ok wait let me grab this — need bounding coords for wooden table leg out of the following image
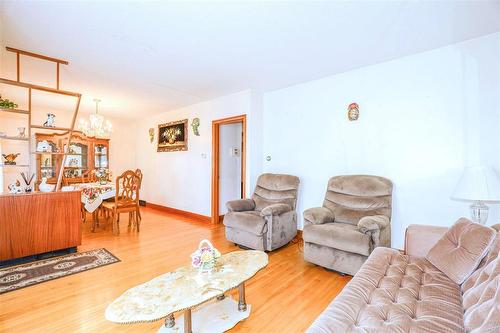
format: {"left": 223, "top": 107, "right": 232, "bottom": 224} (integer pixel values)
{"left": 238, "top": 282, "right": 247, "bottom": 311}
{"left": 91, "top": 211, "right": 97, "bottom": 232}
{"left": 184, "top": 309, "right": 192, "bottom": 333}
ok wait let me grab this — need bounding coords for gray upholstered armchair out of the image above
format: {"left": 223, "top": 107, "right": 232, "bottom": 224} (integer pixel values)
{"left": 223, "top": 173, "right": 300, "bottom": 251}
{"left": 303, "top": 175, "right": 393, "bottom": 275}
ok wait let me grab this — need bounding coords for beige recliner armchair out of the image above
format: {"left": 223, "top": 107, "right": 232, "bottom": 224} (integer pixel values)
{"left": 303, "top": 175, "right": 393, "bottom": 275}
{"left": 223, "top": 173, "right": 300, "bottom": 251}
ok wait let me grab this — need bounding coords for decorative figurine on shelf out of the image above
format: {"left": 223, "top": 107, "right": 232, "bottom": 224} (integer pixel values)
{"left": 2, "top": 153, "right": 20, "bottom": 165}
{"left": 43, "top": 113, "right": 56, "bottom": 127}
{"left": 36, "top": 140, "right": 52, "bottom": 152}
{"left": 149, "top": 128, "right": 155, "bottom": 143}
{"left": 68, "top": 158, "right": 79, "bottom": 167}
{"left": 0, "top": 95, "right": 18, "bottom": 109}
{"left": 17, "top": 127, "right": 26, "bottom": 138}
{"left": 39, "top": 177, "right": 55, "bottom": 193}
{"left": 191, "top": 239, "right": 221, "bottom": 274}
{"left": 8, "top": 180, "right": 22, "bottom": 194}
{"left": 21, "top": 172, "right": 35, "bottom": 193}
{"left": 348, "top": 102, "right": 360, "bottom": 121}
{"left": 191, "top": 118, "right": 200, "bottom": 136}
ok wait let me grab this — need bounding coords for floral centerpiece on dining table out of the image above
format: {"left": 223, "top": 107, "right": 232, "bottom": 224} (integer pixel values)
{"left": 93, "top": 168, "right": 111, "bottom": 185}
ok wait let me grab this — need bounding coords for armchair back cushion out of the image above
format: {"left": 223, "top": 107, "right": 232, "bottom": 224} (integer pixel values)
{"left": 322, "top": 175, "right": 392, "bottom": 225}
{"left": 252, "top": 173, "right": 300, "bottom": 212}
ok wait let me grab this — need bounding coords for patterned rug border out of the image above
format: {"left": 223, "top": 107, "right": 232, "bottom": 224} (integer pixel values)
{"left": 0, "top": 248, "right": 120, "bottom": 294}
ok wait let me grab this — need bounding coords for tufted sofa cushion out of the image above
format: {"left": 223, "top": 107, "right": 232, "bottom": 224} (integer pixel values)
{"left": 308, "top": 247, "right": 465, "bottom": 333}
{"left": 461, "top": 252, "right": 500, "bottom": 332}
{"left": 426, "top": 218, "right": 496, "bottom": 284}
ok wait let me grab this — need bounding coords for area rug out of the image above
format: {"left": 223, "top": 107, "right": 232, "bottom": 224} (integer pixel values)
{"left": 0, "top": 248, "right": 120, "bottom": 294}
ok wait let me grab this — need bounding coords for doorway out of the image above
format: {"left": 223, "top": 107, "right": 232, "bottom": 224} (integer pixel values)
{"left": 211, "top": 115, "right": 246, "bottom": 224}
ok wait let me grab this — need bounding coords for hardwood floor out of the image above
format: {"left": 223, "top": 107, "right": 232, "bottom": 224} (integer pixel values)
{"left": 0, "top": 207, "right": 350, "bottom": 332}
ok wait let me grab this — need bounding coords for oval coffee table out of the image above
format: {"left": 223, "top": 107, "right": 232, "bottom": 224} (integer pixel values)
{"left": 105, "top": 250, "right": 268, "bottom": 332}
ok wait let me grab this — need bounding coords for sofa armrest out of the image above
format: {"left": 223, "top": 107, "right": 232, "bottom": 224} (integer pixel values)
{"left": 226, "top": 199, "right": 255, "bottom": 212}
{"left": 404, "top": 224, "right": 448, "bottom": 257}
{"left": 261, "top": 203, "right": 292, "bottom": 216}
{"left": 303, "top": 207, "right": 334, "bottom": 226}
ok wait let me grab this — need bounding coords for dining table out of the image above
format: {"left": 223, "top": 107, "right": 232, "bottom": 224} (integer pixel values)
{"left": 73, "top": 182, "right": 116, "bottom": 231}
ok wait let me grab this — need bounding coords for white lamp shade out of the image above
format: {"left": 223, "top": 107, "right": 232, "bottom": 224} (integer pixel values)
{"left": 451, "top": 166, "right": 500, "bottom": 203}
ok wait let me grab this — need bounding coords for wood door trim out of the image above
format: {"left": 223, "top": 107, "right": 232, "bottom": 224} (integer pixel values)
{"left": 211, "top": 114, "right": 247, "bottom": 224}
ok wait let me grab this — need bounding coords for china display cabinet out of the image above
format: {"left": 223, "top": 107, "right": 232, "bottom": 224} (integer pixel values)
{"left": 35, "top": 131, "right": 109, "bottom": 187}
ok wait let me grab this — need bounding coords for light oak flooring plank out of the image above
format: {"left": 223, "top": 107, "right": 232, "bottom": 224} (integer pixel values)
{"left": 0, "top": 207, "right": 350, "bottom": 332}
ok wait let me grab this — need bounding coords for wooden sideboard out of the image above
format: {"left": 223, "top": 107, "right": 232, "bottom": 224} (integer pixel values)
{"left": 0, "top": 191, "right": 82, "bottom": 261}
{"left": 35, "top": 131, "right": 110, "bottom": 186}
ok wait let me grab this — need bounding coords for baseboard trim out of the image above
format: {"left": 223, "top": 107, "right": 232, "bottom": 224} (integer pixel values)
{"left": 146, "top": 202, "right": 211, "bottom": 223}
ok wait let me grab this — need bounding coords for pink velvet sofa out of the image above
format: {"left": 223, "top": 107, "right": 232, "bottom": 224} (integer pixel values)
{"left": 308, "top": 223, "right": 500, "bottom": 333}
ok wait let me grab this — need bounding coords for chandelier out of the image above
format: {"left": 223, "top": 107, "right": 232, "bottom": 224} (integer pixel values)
{"left": 78, "top": 98, "right": 112, "bottom": 138}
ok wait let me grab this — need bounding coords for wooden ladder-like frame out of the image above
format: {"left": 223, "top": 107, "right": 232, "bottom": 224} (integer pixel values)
{"left": 0, "top": 47, "right": 82, "bottom": 190}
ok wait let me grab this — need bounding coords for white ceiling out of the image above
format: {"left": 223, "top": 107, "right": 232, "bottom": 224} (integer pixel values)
{"left": 1, "top": 1, "right": 499, "bottom": 119}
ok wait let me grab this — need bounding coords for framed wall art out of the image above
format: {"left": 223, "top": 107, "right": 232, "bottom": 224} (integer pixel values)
{"left": 157, "top": 119, "right": 188, "bottom": 152}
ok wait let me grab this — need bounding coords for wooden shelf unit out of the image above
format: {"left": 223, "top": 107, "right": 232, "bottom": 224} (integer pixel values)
{"left": 0, "top": 164, "right": 30, "bottom": 167}
{"left": 0, "top": 135, "right": 29, "bottom": 141}
{"left": 0, "top": 107, "right": 30, "bottom": 115}
{"left": 0, "top": 46, "right": 82, "bottom": 190}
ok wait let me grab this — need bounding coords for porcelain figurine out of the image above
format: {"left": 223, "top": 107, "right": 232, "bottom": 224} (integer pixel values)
{"left": 17, "top": 127, "right": 26, "bottom": 138}
{"left": 43, "top": 113, "right": 56, "bottom": 127}
{"left": 39, "top": 177, "right": 55, "bottom": 193}
{"left": 2, "top": 153, "right": 20, "bottom": 165}
{"left": 8, "top": 180, "right": 22, "bottom": 194}
{"left": 37, "top": 140, "right": 52, "bottom": 152}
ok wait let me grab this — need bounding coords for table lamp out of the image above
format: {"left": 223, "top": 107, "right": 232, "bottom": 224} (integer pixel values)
{"left": 451, "top": 166, "right": 500, "bottom": 224}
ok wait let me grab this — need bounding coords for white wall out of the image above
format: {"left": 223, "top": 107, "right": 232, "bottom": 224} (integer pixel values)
{"left": 134, "top": 89, "right": 260, "bottom": 217}
{"left": 219, "top": 122, "right": 242, "bottom": 213}
{"left": 262, "top": 32, "right": 500, "bottom": 249}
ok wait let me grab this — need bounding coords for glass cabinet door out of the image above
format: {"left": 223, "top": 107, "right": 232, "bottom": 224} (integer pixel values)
{"left": 94, "top": 144, "right": 108, "bottom": 168}
{"left": 40, "top": 141, "right": 58, "bottom": 180}
{"left": 63, "top": 142, "right": 88, "bottom": 179}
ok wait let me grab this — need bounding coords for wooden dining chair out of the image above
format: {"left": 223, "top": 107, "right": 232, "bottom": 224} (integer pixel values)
{"left": 80, "top": 170, "right": 99, "bottom": 224}
{"left": 102, "top": 170, "right": 142, "bottom": 235}
{"left": 81, "top": 169, "right": 97, "bottom": 183}
{"left": 134, "top": 169, "right": 143, "bottom": 221}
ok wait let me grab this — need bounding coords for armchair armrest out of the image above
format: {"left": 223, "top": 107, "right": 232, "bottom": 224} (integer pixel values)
{"left": 404, "top": 224, "right": 448, "bottom": 257}
{"left": 357, "top": 215, "right": 390, "bottom": 233}
{"left": 357, "top": 215, "right": 390, "bottom": 248}
{"left": 303, "top": 207, "right": 334, "bottom": 226}
{"left": 226, "top": 199, "right": 255, "bottom": 212}
{"left": 260, "top": 203, "right": 291, "bottom": 216}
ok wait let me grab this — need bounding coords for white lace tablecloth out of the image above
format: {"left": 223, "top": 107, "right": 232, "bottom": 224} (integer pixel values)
{"left": 74, "top": 182, "right": 116, "bottom": 213}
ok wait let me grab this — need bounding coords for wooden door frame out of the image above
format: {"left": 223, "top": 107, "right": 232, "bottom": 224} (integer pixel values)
{"left": 211, "top": 114, "right": 247, "bottom": 224}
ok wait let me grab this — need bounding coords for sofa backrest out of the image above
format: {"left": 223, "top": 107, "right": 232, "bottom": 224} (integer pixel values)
{"left": 323, "top": 175, "right": 392, "bottom": 225}
{"left": 252, "top": 173, "right": 300, "bottom": 211}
